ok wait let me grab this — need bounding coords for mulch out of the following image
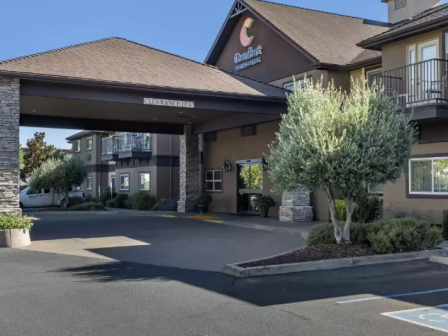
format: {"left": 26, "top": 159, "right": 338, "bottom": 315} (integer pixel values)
{"left": 239, "top": 244, "right": 375, "bottom": 268}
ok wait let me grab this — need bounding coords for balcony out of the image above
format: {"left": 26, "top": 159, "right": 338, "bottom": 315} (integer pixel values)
{"left": 102, "top": 133, "right": 152, "bottom": 161}
{"left": 371, "top": 59, "right": 448, "bottom": 119}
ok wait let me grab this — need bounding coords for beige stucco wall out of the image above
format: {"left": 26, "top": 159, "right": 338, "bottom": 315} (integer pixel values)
{"left": 384, "top": 141, "right": 448, "bottom": 224}
{"left": 382, "top": 29, "right": 444, "bottom": 71}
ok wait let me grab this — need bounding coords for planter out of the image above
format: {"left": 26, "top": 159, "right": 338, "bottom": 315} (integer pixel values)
{"left": 198, "top": 205, "right": 208, "bottom": 214}
{"left": 259, "top": 208, "right": 269, "bottom": 218}
{"left": 0, "top": 229, "right": 31, "bottom": 248}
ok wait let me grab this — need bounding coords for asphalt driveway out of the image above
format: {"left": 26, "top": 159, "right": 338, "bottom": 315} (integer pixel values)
{"left": 23, "top": 213, "right": 305, "bottom": 271}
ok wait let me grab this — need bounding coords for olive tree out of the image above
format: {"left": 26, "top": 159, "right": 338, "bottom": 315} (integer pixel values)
{"left": 30, "top": 156, "right": 87, "bottom": 207}
{"left": 267, "top": 76, "right": 417, "bottom": 244}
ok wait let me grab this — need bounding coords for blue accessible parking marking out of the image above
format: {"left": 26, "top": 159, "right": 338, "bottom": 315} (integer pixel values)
{"left": 383, "top": 305, "right": 448, "bottom": 333}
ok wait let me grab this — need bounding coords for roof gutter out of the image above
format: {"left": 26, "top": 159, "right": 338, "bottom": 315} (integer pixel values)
{"left": 0, "top": 70, "right": 287, "bottom": 103}
{"left": 358, "top": 16, "right": 448, "bottom": 50}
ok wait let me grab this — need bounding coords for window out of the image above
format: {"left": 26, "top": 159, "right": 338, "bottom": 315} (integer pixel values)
{"left": 86, "top": 176, "right": 93, "bottom": 190}
{"left": 139, "top": 173, "right": 151, "bottom": 191}
{"left": 86, "top": 137, "right": 93, "bottom": 151}
{"left": 368, "top": 184, "right": 385, "bottom": 195}
{"left": 366, "top": 68, "right": 382, "bottom": 86}
{"left": 410, "top": 158, "right": 448, "bottom": 194}
{"left": 111, "top": 176, "right": 116, "bottom": 190}
{"left": 284, "top": 77, "right": 311, "bottom": 91}
{"left": 74, "top": 140, "right": 81, "bottom": 152}
{"left": 241, "top": 125, "right": 256, "bottom": 137}
{"left": 205, "top": 170, "right": 222, "bottom": 192}
{"left": 120, "top": 174, "right": 130, "bottom": 191}
{"left": 395, "top": 0, "right": 407, "bottom": 11}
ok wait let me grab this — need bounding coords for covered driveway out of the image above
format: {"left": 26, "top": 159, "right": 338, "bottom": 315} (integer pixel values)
{"left": 23, "top": 214, "right": 304, "bottom": 271}
{"left": 0, "top": 37, "right": 287, "bottom": 215}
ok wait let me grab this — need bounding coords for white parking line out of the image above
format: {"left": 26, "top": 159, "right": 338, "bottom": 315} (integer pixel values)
{"left": 336, "top": 288, "right": 448, "bottom": 305}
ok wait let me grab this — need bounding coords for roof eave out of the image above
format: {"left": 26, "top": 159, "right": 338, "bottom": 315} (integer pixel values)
{"left": 358, "top": 17, "right": 448, "bottom": 50}
{"left": 0, "top": 70, "right": 287, "bottom": 103}
{"left": 312, "top": 56, "right": 382, "bottom": 71}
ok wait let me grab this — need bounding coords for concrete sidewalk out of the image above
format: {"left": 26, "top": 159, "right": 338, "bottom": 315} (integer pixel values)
{"left": 109, "top": 207, "right": 320, "bottom": 239}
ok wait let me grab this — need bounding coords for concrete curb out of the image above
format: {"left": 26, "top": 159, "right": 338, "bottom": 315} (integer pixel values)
{"left": 223, "top": 249, "right": 448, "bottom": 277}
{"left": 25, "top": 211, "right": 118, "bottom": 215}
{"left": 429, "top": 256, "right": 448, "bottom": 265}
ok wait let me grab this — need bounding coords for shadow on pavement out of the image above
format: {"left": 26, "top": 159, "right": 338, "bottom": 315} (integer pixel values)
{"left": 53, "top": 258, "right": 448, "bottom": 308}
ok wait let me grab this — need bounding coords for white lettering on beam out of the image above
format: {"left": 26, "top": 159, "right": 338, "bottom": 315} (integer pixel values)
{"left": 144, "top": 98, "right": 195, "bottom": 109}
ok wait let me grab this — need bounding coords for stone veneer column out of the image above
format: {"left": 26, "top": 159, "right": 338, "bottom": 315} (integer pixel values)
{"left": 279, "top": 188, "right": 313, "bottom": 222}
{"left": 0, "top": 77, "right": 21, "bottom": 216}
{"left": 178, "top": 125, "right": 200, "bottom": 213}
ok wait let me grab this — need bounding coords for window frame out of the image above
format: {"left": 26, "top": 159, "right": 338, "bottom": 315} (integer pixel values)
{"left": 86, "top": 136, "right": 93, "bottom": 151}
{"left": 86, "top": 176, "right": 93, "bottom": 191}
{"left": 205, "top": 169, "right": 223, "bottom": 192}
{"left": 139, "top": 172, "right": 151, "bottom": 191}
{"left": 74, "top": 140, "right": 81, "bottom": 153}
{"left": 284, "top": 77, "right": 311, "bottom": 91}
{"left": 120, "top": 173, "right": 130, "bottom": 191}
{"left": 409, "top": 157, "right": 448, "bottom": 195}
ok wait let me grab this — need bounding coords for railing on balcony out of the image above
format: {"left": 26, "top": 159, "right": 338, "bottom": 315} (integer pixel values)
{"left": 370, "top": 59, "right": 448, "bottom": 108}
{"left": 102, "top": 133, "right": 151, "bottom": 155}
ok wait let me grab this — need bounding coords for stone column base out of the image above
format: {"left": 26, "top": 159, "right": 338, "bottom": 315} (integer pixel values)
{"left": 279, "top": 206, "right": 314, "bottom": 223}
{"left": 177, "top": 201, "right": 196, "bottom": 213}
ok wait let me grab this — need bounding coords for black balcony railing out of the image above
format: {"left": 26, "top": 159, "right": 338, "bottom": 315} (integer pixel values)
{"left": 370, "top": 59, "right": 448, "bottom": 108}
{"left": 102, "top": 133, "right": 151, "bottom": 155}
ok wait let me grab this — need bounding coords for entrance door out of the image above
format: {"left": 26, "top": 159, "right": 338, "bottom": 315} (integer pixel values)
{"left": 237, "top": 159, "right": 263, "bottom": 214}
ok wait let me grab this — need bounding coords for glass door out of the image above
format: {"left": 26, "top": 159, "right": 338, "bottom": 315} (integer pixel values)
{"left": 237, "top": 159, "right": 263, "bottom": 214}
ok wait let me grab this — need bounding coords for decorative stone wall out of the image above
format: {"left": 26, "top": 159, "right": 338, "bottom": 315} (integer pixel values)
{"left": 178, "top": 125, "right": 200, "bottom": 213}
{"left": 279, "top": 188, "right": 313, "bottom": 222}
{"left": 0, "top": 77, "right": 21, "bottom": 216}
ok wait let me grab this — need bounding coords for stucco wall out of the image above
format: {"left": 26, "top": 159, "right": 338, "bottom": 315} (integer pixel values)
{"left": 382, "top": 29, "right": 443, "bottom": 71}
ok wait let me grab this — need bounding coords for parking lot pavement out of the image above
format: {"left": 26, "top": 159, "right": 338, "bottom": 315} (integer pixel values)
{"left": 23, "top": 214, "right": 305, "bottom": 271}
{"left": 1, "top": 248, "right": 448, "bottom": 336}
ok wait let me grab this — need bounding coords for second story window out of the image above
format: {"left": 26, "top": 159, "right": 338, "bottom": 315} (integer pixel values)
{"left": 86, "top": 137, "right": 93, "bottom": 151}
{"left": 74, "top": 140, "right": 81, "bottom": 153}
{"left": 284, "top": 77, "right": 311, "bottom": 92}
{"left": 395, "top": 0, "right": 407, "bottom": 11}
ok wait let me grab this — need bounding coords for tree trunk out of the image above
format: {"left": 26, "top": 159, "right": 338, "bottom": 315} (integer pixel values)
{"left": 327, "top": 189, "right": 343, "bottom": 244}
{"left": 343, "top": 199, "right": 356, "bottom": 244}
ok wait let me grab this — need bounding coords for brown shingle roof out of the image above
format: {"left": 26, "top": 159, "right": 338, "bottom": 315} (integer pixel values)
{"left": 0, "top": 37, "right": 287, "bottom": 100}
{"left": 349, "top": 49, "right": 382, "bottom": 65}
{"left": 242, "top": 0, "right": 389, "bottom": 66}
{"left": 359, "top": 3, "right": 448, "bottom": 49}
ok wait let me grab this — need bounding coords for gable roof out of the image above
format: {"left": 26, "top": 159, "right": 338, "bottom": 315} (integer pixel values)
{"left": 0, "top": 37, "right": 287, "bottom": 100}
{"left": 359, "top": 4, "right": 448, "bottom": 50}
{"left": 206, "top": 0, "right": 389, "bottom": 67}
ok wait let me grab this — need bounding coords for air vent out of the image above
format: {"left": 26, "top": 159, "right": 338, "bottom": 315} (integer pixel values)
{"left": 204, "top": 132, "right": 217, "bottom": 142}
{"left": 241, "top": 125, "right": 257, "bottom": 137}
{"left": 86, "top": 154, "right": 92, "bottom": 161}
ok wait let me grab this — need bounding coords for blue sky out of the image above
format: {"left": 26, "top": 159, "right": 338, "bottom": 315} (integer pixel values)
{"left": 2, "top": 0, "right": 446, "bottom": 148}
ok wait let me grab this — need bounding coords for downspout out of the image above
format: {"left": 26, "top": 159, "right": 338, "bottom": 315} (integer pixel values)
{"left": 170, "top": 134, "right": 173, "bottom": 200}
{"left": 199, "top": 134, "right": 204, "bottom": 194}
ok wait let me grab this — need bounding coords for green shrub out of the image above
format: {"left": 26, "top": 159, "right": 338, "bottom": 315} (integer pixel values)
{"left": 100, "top": 187, "right": 117, "bottom": 205}
{"left": 252, "top": 195, "right": 276, "bottom": 210}
{"left": 106, "top": 199, "right": 115, "bottom": 208}
{"left": 130, "top": 191, "right": 157, "bottom": 211}
{"left": 354, "top": 194, "right": 383, "bottom": 224}
{"left": 69, "top": 202, "right": 106, "bottom": 211}
{"left": 383, "top": 203, "right": 419, "bottom": 220}
{"left": 366, "top": 217, "right": 443, "bottom": 254}
{"left": 114, "top": 194, "right": 129, "bottom": 209}
{"left": 67, "top": 196, "right": 84, "bottom": 208}
{"left": 335, "top": 200, "right": 346, "bottom": 221}
{"left": 307, "top": 223, "right": 336, "bottom": 246}
{"left": 443, "top": 212, "right": 448, "bottom": 240}
{"left": 152, "top": 199, "right": 169, "bottom": 211}
{"left": 0, "top": 214, "right": 33, "bottom": 230}
{"left": 84, "top": 195, "right": 100, "bottom": 203}
{"left": 196, "top": 194, "right": 212, "bottom": 206}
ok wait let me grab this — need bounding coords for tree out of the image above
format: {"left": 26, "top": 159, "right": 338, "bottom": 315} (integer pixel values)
{"left": 20, "top": 132, "right": 55, "bottom": 182}
{"left": 19, "top": 144, "right": 23, "bottom": 165}
{"left": 267, "top": 76, "right": 417, "bottom": 244}
{"left": 30, "top": 156, "right": 87, "bottom": 207}
{"left": 50, "top": 148, "right": 69, "bottom": 161}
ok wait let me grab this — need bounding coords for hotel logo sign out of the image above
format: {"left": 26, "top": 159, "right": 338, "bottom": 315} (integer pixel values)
{"left": 144, "top": 98, "right": 195, "bottom": 109}
{"left": 234, "top": 18, "right": 262, "bottom": 72}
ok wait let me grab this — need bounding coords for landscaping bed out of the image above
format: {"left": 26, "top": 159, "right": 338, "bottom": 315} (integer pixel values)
{"left": 239, "top": 244, "right": 375, "bottom": 268}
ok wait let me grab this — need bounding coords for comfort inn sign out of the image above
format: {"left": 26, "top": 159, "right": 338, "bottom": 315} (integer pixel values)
{"left": 144, "top": 98, "right": 195, "bottom": 109}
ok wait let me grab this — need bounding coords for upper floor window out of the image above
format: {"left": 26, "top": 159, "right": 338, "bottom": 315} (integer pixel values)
{"left": 395, "top": 0, "right": 407, "bottom": 11}
{"left": 86, "top": 137, "right": 93, "bottom": 151}
{"left": 284, "top": 77, "right": 311, "bottom": 91}
{"left": 74, "top": 140, "right": 81, "bottom": 153}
